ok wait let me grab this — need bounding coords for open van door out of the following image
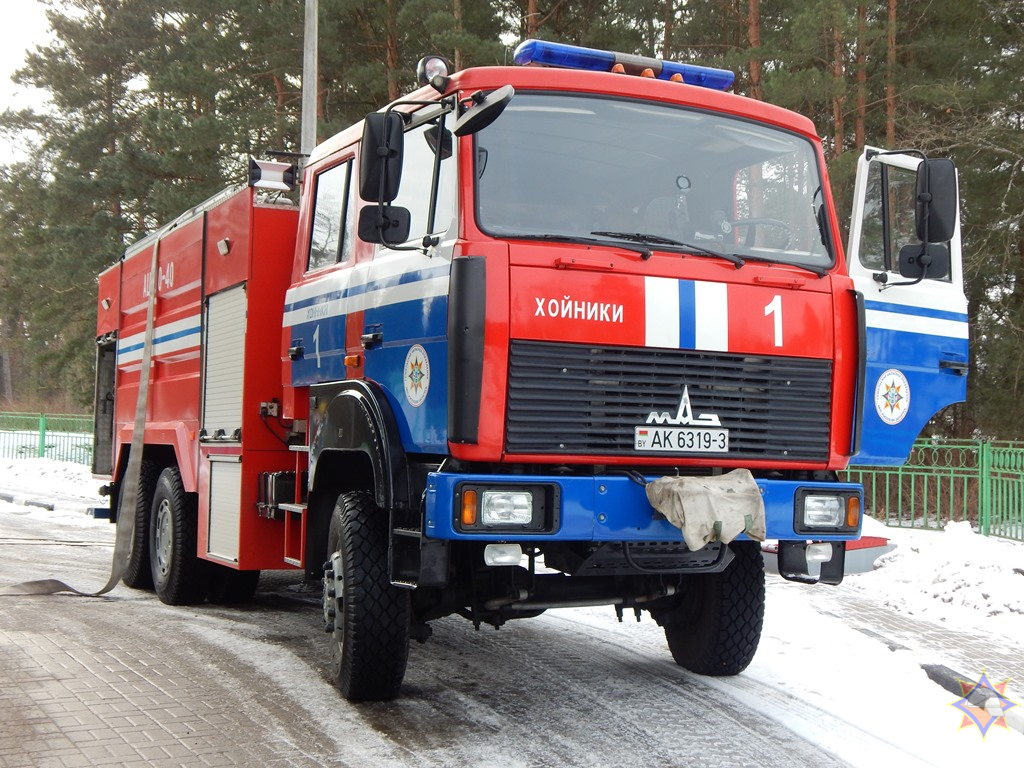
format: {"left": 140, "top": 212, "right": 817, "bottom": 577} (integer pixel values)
{"left": 847, "top": 148, "right": 969, "bottom": 465}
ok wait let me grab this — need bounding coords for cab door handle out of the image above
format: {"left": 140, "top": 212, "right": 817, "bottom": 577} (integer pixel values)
{"left": 361, "top": 331, "right": 383, "bottom": 350}
{"left": 939, "top": 359, "right": 968, "bottom": 375}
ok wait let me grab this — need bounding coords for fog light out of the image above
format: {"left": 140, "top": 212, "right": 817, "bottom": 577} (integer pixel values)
{"left": 806, "top": 543, "right": 833, "bottom": 563}
{"left": 803, "top": 495, "right": 843, "bottom": 528}
{"left": 481, "top": 490, "right": 533, "bottom": 526}
{"left": 484, "top": 543, "right": 523, "bottom": 566}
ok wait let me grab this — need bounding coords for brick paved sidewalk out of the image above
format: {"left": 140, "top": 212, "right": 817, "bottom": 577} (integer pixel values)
{"left": 0, "top": 597, "right": 358, "bottom": 768}
{"left": 816, "top": 585, "right": 1024, "bottom": 733}
{"left": 823, "top": 586, "right": 1024, "bottom": 686}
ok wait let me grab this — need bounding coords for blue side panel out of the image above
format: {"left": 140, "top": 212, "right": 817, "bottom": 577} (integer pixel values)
{"left": 853, "top": 300, "right": 968, "bottom": 466}
{"left": 283, "top": 256, "right": 452, "bottom": 453}
{"left": 365, "top": 336, "right": 449, "bottom": 454}
{"left": 288, "top": 313, "right": 348, "bottom": 384}
{"left": 362, "top": 267, "right": 451, "bottom": 455}
{"left": 425, "top": 472, "right": 862, "bottom": 543}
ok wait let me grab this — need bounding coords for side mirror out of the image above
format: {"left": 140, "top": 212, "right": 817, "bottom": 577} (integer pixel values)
{"left": 359, "top": 112, "right": 405, "bottom": 202}
{"left": 898, "top": 242, "right": 950, "bottom": 280}
{"left": 425, "top": 125, "right": 453, "bottom": 159}
{"left": 357, "top": 205, "right": 411, "bottom": 245}
{"left": 915, "top": 158, "right": 957, "bottom": 244}
{"left": 452, "top": 85, "right": 514, "bottom": 137}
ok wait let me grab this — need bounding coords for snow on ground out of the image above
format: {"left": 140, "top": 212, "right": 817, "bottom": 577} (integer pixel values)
{"left": 0, "top": 458, "right": 106, "bottom": 498}
{"left": 851, "top": 515, "right": 1024, "bottom": 634}
{"left": 0, "top": 457, "right": 109, "bottom": 526}
{"left": 2, "top": 459, "right": 1023, "bottom": 764}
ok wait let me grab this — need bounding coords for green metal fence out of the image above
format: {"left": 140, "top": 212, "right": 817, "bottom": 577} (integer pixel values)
{"left": 0, "top": 412, "right": 94, "bottom": 465}
{"left": 1, "top": 413, "right": 1022, "bottom": 541}
{"left": 842, "top": 439, "right": 1024, "bottom": 542}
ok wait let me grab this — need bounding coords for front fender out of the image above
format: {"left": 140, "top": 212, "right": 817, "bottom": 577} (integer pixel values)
{"left": 309, "top": 380, "right": 411, "bottom": 511}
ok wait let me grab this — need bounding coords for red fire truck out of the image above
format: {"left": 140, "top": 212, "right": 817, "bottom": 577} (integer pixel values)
{"left": 93, "top": 40, "right": 967, "bottom": 701}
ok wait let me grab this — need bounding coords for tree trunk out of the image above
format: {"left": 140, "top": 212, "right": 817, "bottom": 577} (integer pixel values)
{"left": 855, "top": 4, "right": 866, "bottom": 150}
{"left": 385, "top": 0, "right": 400, "bottom": 101}
{"left": 453, "top": 0, "right": 463, "bottom": 70}
{"left": 662, "top": 0, "right": 675, "bottom": 58}
{"left": 831, "top": 6, "right": 845, "bottom": 159}
{"left": 0, "top": 350, "right": 12, "bottom": 407}
{"left": 886, "top": 0, "right": 897, "bottom": 147}
{"left": 747, "top": 0, "right": 763, "bottom": 101}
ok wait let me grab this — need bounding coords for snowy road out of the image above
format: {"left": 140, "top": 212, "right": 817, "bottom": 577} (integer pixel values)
{"left": 0, "top": 508, "right": 845, "bottom": 767}
{"left": 1, "top": 461, "right": 1023, "bottom": 766}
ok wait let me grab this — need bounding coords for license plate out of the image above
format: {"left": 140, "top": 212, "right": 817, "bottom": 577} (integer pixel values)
{"left": 634, "top": 426, "right": 729, "bottom": 453}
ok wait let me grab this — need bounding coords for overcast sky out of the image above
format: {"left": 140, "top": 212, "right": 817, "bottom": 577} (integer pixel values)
{"left": 1, "top": 0, "right": 51, "bottom": 162}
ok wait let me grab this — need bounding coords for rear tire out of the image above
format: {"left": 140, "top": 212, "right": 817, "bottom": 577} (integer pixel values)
{"left": 149, "top": 466, "right": 208, "bottom": 605}
{"left": 120, "top": 459, "right": 160, "bottom": 589}
{"left": 323, "top": 491, "right": 410, "bottom": 701}
{"left": 660, "top": 541, "right": 765, "bottom": 676}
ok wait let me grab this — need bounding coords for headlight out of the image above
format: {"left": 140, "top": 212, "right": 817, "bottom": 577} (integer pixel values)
{"left": 803, "top": 495, "right": 843, "bottom": 527}
{"left": 455, "top": 483, "right": 560, "bottom": 533}
{"left": 482, "top": 490, "right": 533, "bottom": 526}
{"left": 794, "top": 489, "right": 861, "bottom": 533}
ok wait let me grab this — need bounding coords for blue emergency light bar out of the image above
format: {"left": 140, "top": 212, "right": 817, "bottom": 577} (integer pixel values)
{"left": 513, "top": 39, "right": 735, "bottom": 91}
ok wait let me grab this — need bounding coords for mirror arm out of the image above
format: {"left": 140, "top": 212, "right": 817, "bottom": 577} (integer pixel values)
{"left": 881, "top": 246, "right": 929, "bottom": 291}
{"left": 371, "top": 98, "right": 457, "bottom": 255}
{"left": 423, "top": 110, "right": 450, "bottom": 245}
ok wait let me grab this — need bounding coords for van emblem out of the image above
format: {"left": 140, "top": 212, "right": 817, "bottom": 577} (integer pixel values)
{"left": 645, "top": 386, "right": 721, "bottom": 426}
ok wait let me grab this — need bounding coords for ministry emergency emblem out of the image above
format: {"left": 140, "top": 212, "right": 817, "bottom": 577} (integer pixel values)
{"left": 874, "top": 368, "right": 910, "bottom": 425}
{"left": 404, "top": 344, "right": 430, "bottom": 407}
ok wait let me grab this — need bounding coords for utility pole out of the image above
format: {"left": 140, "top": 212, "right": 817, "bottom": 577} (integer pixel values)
{"left": 300, "top": 0, "right": 318, "bottom": 166}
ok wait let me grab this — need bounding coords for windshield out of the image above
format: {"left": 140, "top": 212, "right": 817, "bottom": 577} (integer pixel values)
{"left": 474, "top": 93, "right": 832, "bottom": 269}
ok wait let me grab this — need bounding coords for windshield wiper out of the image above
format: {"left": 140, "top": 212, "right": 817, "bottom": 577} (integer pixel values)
{"left": 515, "top": 233, "right": 653, "bottom": 260}
{"left": 591, "top": 231, "right": 745, "bottom": 268}
{"left": 739, "top": 252, "right": 829, "bottom": 278}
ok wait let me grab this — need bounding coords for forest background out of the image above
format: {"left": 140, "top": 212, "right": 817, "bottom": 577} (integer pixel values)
{"left": 0, "top": 0, "right": 1020, "bottom": 440}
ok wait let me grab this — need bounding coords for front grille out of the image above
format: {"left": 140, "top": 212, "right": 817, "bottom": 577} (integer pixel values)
{"left": 506, "top": 340, "right": 832, "bottom": 461}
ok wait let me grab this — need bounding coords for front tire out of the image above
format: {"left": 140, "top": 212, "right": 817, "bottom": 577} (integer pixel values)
{"left": 149, "top": 466, "right": 207, "bottom": 605}
{"left": 323, "top": 491, "right": 410, "bottom": 701}
{"left": 659, "top": 541, "right": 765, "bottom": 676}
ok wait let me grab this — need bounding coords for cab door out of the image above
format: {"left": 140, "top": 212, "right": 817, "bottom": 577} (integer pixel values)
{"left": 358, "top": 110, "right": 457, "bottom": 455}
{"left": 847, "top": 148, "right": 969, "bottom": 465}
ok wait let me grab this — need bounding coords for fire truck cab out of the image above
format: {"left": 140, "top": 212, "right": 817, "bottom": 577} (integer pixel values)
{"left": 95, "top": 40, "right": 966, "bottom": 701}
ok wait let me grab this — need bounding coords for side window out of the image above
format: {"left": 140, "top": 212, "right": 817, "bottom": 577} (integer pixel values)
{"left": 857, "top": 162, "right": 886, "bottom": 272}
{"left": 307, "top": 161, "right": 353, "bottom": 271}
{"left": 390, "top": 119, "right": 455, "bottom": 241}
{"left": 857, "top": 161, "right": 950, "bottom": 280}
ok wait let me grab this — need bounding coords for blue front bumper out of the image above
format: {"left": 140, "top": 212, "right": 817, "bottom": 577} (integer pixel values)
{"left": 424, "top": 471, "right": 862, "bottom": 542}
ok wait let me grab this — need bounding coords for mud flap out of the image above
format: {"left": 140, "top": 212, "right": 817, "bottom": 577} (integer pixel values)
{"left": 778, "top": 541, "right": 845, "bottom": 585}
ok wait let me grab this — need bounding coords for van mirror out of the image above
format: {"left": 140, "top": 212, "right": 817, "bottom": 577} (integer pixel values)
{"left": 452, "top": 85, "right": 514, "bottom": 137}
{"left": 915, "top": 158, "right": 957, "bottom": 244}
{"left": 898, "top": 242, "right": 950, "bottom": 280}
{"left": 357, "top": 204, "right": 411, "bottom": 245}
{"left": 425, "top": 125, "right": 453, "bottom": 159}
{"left": 359, "top": 112, "right": 405, "bottom": 202}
